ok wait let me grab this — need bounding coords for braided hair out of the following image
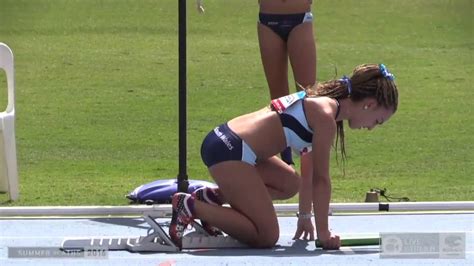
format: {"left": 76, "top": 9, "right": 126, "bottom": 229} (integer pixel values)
{"left": 305, "top": 64, "right": 399, "bottom": 165}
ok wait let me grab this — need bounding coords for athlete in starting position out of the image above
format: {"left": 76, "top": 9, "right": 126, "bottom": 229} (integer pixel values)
{"left": 169, "top": 63, "right": 398, "bottom": 250}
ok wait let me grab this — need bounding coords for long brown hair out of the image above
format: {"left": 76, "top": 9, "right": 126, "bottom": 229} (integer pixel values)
{"left": 305, "top": 64, "right": 399, "bottom": 164}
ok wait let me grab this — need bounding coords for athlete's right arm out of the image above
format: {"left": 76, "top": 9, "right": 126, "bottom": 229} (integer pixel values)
{"left": 293, "top": 152, "right": 315, "bottom": 240}
{"left": 308, "top": 106, "right": 340, "bottom": 249}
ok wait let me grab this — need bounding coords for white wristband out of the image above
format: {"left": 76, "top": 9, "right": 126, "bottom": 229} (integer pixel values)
{"left": 296, "top": 212, "right": 312, "bottom": 219}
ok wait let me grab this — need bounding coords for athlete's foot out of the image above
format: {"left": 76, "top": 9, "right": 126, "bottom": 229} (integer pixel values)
{"left": 192, "top": 187, "right": 224, "bottom": 236}
{"left": 193, "top": 187, "right": 223, "bottom": 205}
{"left": 169, "top": 193, "right": 195, "bottom": 249}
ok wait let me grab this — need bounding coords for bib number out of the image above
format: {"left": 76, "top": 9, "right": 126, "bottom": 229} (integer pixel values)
{"left": 271, "top": 91, "right": 306, "bottom": 113}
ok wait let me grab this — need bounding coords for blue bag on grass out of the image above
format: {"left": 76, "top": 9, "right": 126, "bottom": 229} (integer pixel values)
{"left": 127, "top": 179, "right": 217, "bottom": 204}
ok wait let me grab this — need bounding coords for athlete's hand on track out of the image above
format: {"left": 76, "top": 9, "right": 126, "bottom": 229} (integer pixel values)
{"left": 293, "top": 218, "right": 315, "bottom": 240}
{"left": 317, "top": 231, "right": 341, "bottom": 250}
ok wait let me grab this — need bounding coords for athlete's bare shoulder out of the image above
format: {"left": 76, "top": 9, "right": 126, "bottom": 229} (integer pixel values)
{"left": 304, "top": 97, "right": 337, "bottom": 133}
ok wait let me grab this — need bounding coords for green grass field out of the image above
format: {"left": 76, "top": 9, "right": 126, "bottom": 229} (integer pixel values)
{"left": 0, "top": 0, "right": 472, "bottom": 205}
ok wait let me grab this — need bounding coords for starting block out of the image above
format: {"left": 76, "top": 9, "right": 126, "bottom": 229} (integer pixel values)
{"left": 0, "top": 43, "right": 19, "bottom": 201}
{"left": 61, "top": 210, "right": 247, "bottom": 252}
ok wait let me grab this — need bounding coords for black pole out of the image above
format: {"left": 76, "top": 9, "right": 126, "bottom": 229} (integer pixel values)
{"left": 177, "top": 0, "right": 189, "bottom": 193}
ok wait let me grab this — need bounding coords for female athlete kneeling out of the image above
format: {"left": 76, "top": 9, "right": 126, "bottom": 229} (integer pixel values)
{"left": 169, "top": 63, "right": 398, "bottom": 250}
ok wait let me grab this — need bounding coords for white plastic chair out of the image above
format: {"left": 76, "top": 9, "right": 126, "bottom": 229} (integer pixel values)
{"left": 0, "top": 43, "right": 19, "bottom": 201}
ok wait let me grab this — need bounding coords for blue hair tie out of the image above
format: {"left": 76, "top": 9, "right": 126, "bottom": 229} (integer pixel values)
{"left": 379, "top": 64, "right": 395, "bottom": 80}
{"left": 339, "top": 75, "right": 352, "bottom": 95}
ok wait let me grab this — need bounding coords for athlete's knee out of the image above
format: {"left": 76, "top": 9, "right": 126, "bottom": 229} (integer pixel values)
{"left": 245, "top": 218, "right": 280, "bottom": 248}
{"left": 252, "top": 230, "right": 279, "bottom": 248}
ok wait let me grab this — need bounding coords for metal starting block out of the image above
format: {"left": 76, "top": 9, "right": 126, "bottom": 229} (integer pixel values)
{"left": 61, "top": 211, "right": 247, "bottom": 252}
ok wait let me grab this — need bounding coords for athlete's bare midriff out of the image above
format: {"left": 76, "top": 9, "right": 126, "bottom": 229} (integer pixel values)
{"left": 228, "top": 107, "right": 287, "bottom": 160}
{"left": 227, "top": 97, "right": 336, "bottom": 161}
{"left": 259, "top": 0, "right": 312, "bottom": 14}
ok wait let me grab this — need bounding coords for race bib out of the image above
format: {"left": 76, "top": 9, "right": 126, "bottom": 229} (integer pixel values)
{"left": 271, "top": 91, "right": 306, "bottom": 113}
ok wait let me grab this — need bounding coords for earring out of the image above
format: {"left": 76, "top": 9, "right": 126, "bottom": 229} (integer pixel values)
{"left": 364, "top": 105, "right": 368, "bottom": 110}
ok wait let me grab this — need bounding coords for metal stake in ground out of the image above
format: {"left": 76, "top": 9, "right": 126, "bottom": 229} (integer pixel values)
{"left": 177, "top": 0, "right": 189, "bottom": 193}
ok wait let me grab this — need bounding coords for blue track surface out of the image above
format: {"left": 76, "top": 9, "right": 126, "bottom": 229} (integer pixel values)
{"left": 1, "top": 213, "right": 472, "bottom": 265}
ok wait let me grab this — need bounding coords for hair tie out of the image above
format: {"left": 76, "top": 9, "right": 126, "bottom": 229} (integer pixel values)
{"left": 379, "top": 64, "right": 395, "bottom": 80}
{"left": 339, "top": 75, "right": 352, "bottom": 95}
